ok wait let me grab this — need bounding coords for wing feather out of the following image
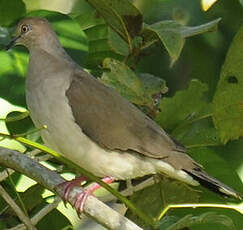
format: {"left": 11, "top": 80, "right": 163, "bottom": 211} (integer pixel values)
{"left": 66, "top": 70, "right": 185, "bottom": 160}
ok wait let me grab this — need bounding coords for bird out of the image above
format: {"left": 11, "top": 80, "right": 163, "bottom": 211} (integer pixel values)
{"left": 6, "top": 17, "right": 241, "bottom": 210}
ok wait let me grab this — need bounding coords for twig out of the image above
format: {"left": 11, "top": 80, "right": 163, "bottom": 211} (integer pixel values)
{"left": 0, "top": 185, "right": 37, "bottom": 230}
{"left": 31, "top": 197, "right": 61, "bottom": 225}
{"left": 7, "top": 197, "right": 62, "bottom": 230}
{"left": 0, "top": 168, "right": 15, "bottom": 182}
{"left": 100, "top": 177, "right": 155, "bottom": 203}
{"left": 0, "top": 147, "right": 142, "bottom": 230}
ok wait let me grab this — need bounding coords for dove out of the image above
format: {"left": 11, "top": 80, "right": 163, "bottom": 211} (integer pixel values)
{"left": 6, "top": 17, "right": 241, "bottom": 211}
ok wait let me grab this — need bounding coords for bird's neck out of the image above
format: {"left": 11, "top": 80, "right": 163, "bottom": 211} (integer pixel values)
{"left": 27, "top": 45, "right": 75, "bottom": 89}
{"left": 29, "top": 32, "right": 72, "bottom": 63}
{"left": 29, "top": 41, "right": 75, "bottom": 71}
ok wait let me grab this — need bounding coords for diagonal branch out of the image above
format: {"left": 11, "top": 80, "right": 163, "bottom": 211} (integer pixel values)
{"left": 0, "top": 147, "right": 142, "bottom": 230}
{"left": 0, "top": 185, "right": 37, "bottom": 230}
{"left": 7, "top": 197, "right": 61, "bottom": 230}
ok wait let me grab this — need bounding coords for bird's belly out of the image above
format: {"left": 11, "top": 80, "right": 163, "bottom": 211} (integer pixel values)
{"left": 26, "top": 76, "right": 156, "bottom": 179}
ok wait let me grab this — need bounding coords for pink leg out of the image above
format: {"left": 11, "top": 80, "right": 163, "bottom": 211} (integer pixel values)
{"left": 57, "top": 176, "right": 88, "bottom": 201}
{"left": 74, "top": 176, "right": 114, "bottom": 213}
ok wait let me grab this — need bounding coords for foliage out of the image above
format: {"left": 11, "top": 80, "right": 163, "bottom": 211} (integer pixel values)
{"left": 213, "top": 25, "right": 243, "bottom": 143}
{"left": 0, "top": 0, "right": 243, "bottom": 230}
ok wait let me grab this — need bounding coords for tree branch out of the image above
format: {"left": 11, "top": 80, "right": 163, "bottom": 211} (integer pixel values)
{"left": 0, "top": 147, "right": 142, "bottom": 230}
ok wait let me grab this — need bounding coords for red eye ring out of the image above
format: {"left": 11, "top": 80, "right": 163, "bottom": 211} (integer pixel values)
{"left": 21, "top": 25, "right": 29, "bottom": 33}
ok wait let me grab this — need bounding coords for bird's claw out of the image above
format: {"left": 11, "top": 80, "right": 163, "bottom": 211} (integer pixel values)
{"left": 57, "top": 176, "right": 114, "bottom": 214}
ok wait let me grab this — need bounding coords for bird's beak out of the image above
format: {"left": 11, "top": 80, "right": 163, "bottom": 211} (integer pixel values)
{"left": 5, "top": 35, "right": 21, "bottom": 50}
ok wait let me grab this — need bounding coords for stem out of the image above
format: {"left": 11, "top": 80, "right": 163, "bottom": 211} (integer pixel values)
{"left": 186, "top": 143, "right": 220, "bottom": 149}
{"left": 14, "top": 125, "right": 47, "bottom": 137}
{"left": 172, "top": 113, "right": 213, "bottom": 135}
{"left": 158, "top": 203, "right": 243, "bottom": 221}
{"left": 0, "top": 185, "right": 36, "bottom": 230}
{"left": 7, "top": 171, "right": 29, "bottom": 217}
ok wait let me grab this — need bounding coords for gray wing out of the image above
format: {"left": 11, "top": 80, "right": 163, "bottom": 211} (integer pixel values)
{"left": 66, "top": 70, "right": 185, "bottom": 159}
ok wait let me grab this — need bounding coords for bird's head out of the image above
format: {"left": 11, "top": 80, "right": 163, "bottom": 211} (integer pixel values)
{"left": 6, "top": 17, "right": 59, "bottom": 50}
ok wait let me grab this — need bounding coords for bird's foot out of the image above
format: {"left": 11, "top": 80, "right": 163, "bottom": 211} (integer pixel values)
{"left": 58, "top": 176, "right": 88, "bottom": 202}
{"left": 74, "top": 176, "right": 114, "bottom": 213}
{"left": 58, "top": 176, "right": 114, "bottom": 213}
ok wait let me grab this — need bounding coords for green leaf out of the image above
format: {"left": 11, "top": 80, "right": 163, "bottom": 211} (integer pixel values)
{"left": 142, "top": 18, "right": 221, "bottom": 65}
{"left": 108, "top": 27, "right": 129, "bottom": 56}
{"left": 0, "top": 221, "right": 7, "bottom": 230}
{"left": 160, "top": 212, "right": 236, "bottom": 230}
{"left": 2, "top": 184, "right": 44, "bottom": 217}
{"left": 36, "top": 204, "right": 72, "bottom": 230}
{"left": 0, "top": 27, "right": 10, "bottom": 49}
{"left": 0, "top": 0, "right": 26, "bottom": 26}
{"left": 73, "top": 11, "right": 122, "bottom": 68}
{"left": 100, "top": 58, "right": 167, "bottom": 110}
{"left": 212, "top": 25, "right": 243, "bottom": 143}
{"left": 139, "top": 73, "right": 168, "bottom": 97}
{"left": 126, "top": 178, "right": 199, "bottom": 228}
{"left": 72, "top": 10, "right": 104, "bottom": 31}
{"left": 87, "top": 0, "right": 143, "bottom": 46}
{"left": 187, "top": 147, "right": 243, "bottom": 202}
{"left": 172, "top": 116, "right": 221, "bottom": 148}
{"left": 101, "top": 58, "right": 146, "bottom": 104}
{"left": 156, "top": 79, "right": 208, "bottom": 131}
{"left": 0, "top": 51, "right": 28, "bottom": 106}
{"left": 5, "top": 111, "right": 34, "bottom": 136}
{"left": 158, "top": 216, "right": 179, "bottom": 230}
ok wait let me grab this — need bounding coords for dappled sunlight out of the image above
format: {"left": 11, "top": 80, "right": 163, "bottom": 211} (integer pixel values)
{"left": 23, "top": 0, "right": 76, "bottom": 14}
{"left": 201, "top": 0, "right": 219, "bottom": 11}
{"left": 0, "top": 97, "right": 26, "bottom": 151}
{"left": 236, "top": 163, "right": 243, "bottom": 183}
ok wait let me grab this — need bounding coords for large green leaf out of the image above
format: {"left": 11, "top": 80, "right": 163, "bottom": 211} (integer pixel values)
{"left": 159, "top": 212, "right": 236, "bottom": 230}
{"left": 0, "top": 0, "right": 26, "bottom": 26}
{"left": 0, "top": 47, "right": 28, "bottom": 106}
{"left": 126, "top": 178, "right": 199, "bottom": 228}
{"left": 108, "top": 27, "right": 129, "bottom": 56}
{"left": 87, "top": 0, "right": 143, "bottom": 47}
{"left": 156, "top": 79, "right": 208, "bottom": 131}
{"left": 0, "top": 26, "right": 11, "bottom": 49}
{"left": 172, "top": 116, "right": 221, "bottom": 148}
{"left": 100, "top": 58, "right": 167, "bottom": 111}
{"left": 5, "top": 111, "right": 34, "bottom": 136}
{"left": 142, "top": 18, "right": 221, "bottom": 65}
{"left": 187, "top": 147, "right": 243, "bottom": 202}
{"left": 73, "top": 11, "right": 123, "bottom": 68}
{"left": 213, "top": 25, "right": 243, "bottom": 143}
{"left": 0, "top": 98, "right": 26, "bottom": 151}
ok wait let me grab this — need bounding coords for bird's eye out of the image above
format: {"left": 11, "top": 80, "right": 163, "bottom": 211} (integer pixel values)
{"left": 21, "top": 25, "right": 29, "bottom": 33}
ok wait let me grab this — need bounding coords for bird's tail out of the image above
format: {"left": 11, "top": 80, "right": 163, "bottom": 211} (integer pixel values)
{"left": 184, "top": 168, "right": 242, "bottom": 200}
